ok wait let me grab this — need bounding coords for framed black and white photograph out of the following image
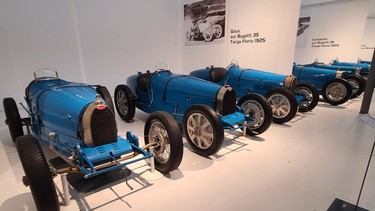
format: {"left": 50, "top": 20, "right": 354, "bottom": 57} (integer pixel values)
{"left": 184, "top": 0, "right": 226, "bottom": 46}
{"left": 296, "top": 16, "right": 310, "bottom": 47}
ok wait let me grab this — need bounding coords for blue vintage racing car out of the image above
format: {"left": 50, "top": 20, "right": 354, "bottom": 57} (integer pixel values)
{"left": 302, "top": 61, "right": 366, "bottom": 98}
{"left": 331, "top": 59, "right": 370, "bottom": 79}
{"left": 114, "top": 65, "right": 273, "bottom": 157}
{"left": 190, "top": 62, "right": 319, "bottom": 124}
{"left": 3, "top": 69, "right": 183, "bottom": 210}
{"left": 292, "top": 64, "right": 353, "bottom": 105}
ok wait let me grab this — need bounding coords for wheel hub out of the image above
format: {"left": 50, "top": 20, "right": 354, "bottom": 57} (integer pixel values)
{"left": 194, "top": 128, "right": 200, "bottom": 136}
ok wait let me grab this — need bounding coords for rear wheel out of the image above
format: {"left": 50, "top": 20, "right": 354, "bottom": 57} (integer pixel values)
{"left": 144, "top": 112, "right": 183, "bottom": 174}
{"left": 114, "top": 84, "right": 136, "bottom": 122}
{"left": 295, "top": 83, "right": 319, "bottom": 112}
{"left": 183, "top": 104, "right": 224, "bottom": 157}
{"left": 265, "top": 88, "right": 298, "bottom": 124}
{"left": 344, "top": 74, "right": 366, "bottom": 99}
{"left": 213, "top": 24, "right": 223, "bottom": 38}
{"left": 3, "top": 98, "right": 24, "bottom": 143}
{"left": 237, "top": 94, "right": 273, "bottom": 135}
{"left": 15, "top": 135, "right": 59, "bottom": 211}
{"left": 96, "top": 85, "right": 115, "bottom": 114}
{"left": 322, "top": 78, "right": 352, "bottom": 105}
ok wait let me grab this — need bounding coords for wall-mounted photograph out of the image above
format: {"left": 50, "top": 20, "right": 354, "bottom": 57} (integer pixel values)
{"left": 184, "top": 0, "right": 226, "bottom": 46}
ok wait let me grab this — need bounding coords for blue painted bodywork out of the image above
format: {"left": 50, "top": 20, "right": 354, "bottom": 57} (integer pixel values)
{"left": 303, "top": 62, "right": 363, "bottom": 76}
{"left": 127, "top": 70, "right": 253, "bottom": 131}
{"left": 292, "top": 64, "right": 339, "bottom": 93}
{"left": 331, "top": 60, "right": 370, "bottom": 74}
{"left": 26, "top": 75, "right": 152, "bottom": 178}
{"left": 190, "top": 65, "right": 306, "bottom": 105}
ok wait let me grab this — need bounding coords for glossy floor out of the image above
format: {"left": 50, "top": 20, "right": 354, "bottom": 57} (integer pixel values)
{"left": 0, "top": 94, "right": 374, "bottom": 211}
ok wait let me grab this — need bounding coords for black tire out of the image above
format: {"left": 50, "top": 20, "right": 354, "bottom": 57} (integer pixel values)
{"left": 3, "top": 98, "right": 24, "bottom": 143}
{"left": 322, "top": 78, "right": 352, "bottom": 105}
{"left": 344, "top": 74, "right": 366, "bottom": 99}
{"left": 183, "top": 104, "right": 224, "bottom": 157}
{"left": 15, "top": 135, "right": 59, "bottom": 211}
{"left": 96, "top": 85, "right": 115, "bottom": 114}
{"left": 237, "top": 94, "right": 273, "bottom": 136}
{"left": 203, "top": 29, "right": 214, "bottom": 42}
{"left": 265, "top": 88, "right": 298, "bottom": 124}
{"left": 144, "top": 112, "right": 183, "bottom": 174}
{"left": 360, "top": 72, "right": 368, "bottom": 81}
{"left": 213, "top": 24, "right": 223, "bottom": 38}
{"left": 114, "top": 84, "right": 136, "bottom": 122}
{"left": 295, "top": 83, "right": 319, "bottom": 112}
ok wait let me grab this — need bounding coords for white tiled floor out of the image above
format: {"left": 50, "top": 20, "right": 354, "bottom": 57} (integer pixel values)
{"left": 0, "top": 94, "right": 374, "bottom": 211}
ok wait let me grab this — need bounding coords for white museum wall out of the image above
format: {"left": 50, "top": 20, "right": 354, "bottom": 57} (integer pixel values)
{"left": 181, "top": 0, "right": 301, "bottom": 75}
{"left": 0, "top": 0, "right": 182, "bottom": 109}
{"left": 294, "top": 0, "right": 369, "bottom": 64}
{"left": 358, "top": 18, "right": 375, "bottom": 61}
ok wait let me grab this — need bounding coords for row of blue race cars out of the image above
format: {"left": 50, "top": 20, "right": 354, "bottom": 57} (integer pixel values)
{"left": 2, "top": 59, "right": 371, "bottom": 210}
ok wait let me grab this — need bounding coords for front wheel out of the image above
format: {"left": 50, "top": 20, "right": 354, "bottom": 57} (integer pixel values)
{"left": 144, "top": 112, "right": 183, "bottom": 174}
{"left": 15, "top": 135, "right": 59, "bottom": 211}
{"left": 322, "top": 78, "right": 352, "bottom": 105}
{"left": 203, "top": 29, "right": 214, "bottom": 42}
{"left": 344, "top": 74, "right": 366, "bottom": 99}
{"left": 295, "top": 83, "right": 319, "bottom": 112}
{"left": 237, "top": 94, "right": 273, "bottom": 136}
{"left": 3, "top": 98, "right": 24, "bottom": 143}
{"left": 265, "top": 88, "right": 298, "bottom": 124}
{"left": 183, "top": 104, "right": 224, "bottom": 157}
{"left": 114, "top": 84, "right": 136, "bottom": 122}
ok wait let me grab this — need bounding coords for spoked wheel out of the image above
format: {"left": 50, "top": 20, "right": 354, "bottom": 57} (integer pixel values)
{"left": 3, "top": 98, "right": 24, "bottom": 143}
{"left": 213, "top": 24, "right": 223, "bottom": 38}
{"left": 114, "top": 84, "right": 136, "bottom": 122}
{"left": 265, "top": 88, "right": 298, "bottom": 124}
{"left": 203, "top": 29, "right": 214, "bottom": 42}
{"left": 322, "top": 78, "right": 352, "bottom": 105}
{"left": 295, "top": 83, "right": 319, "bottom": 112}
{"left": 183, "top": 104, "right": 224, "bottom": 157}
{"left": 144, "top": 112, "right": 183, "bottom": 173}
{"left": 344, "top": 74, "right": 366, "bottom": 99}
{"left": 15, "top": 135, "right": 59, "bottom": 211}
{"left": 96, "top": 85, "right": 115, "bottom": 114}
{"left": 237, "top": 94, "right": 273, "bottom": 136}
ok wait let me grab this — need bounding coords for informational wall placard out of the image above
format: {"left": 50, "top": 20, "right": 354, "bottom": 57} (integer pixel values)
{"left": 224, "top": 0, "right": 300, "bottom": 74}
{"left": 294, "top": 0, "right": 369, "bottom": 64}
{"left": 181, "top": 0, "right": 300, "bottom": 75}
{"left": 229, "top": 30, "right": 266, "bottom": 45}
{"left": 310, "top": 37, "right": 340, "bottom": 48}
{"left": 358, "top": 18, "right": 375, "bottom": 61}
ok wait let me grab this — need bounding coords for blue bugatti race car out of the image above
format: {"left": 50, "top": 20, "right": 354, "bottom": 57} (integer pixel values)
{"left": 190, "top": 62, "right": 319, "bottom": 124}
{"left": 3, "top": 69, "right": 183, "bottom": 210}
{"left": 330, "top": 59, "right": 370, "bottom": 79}
{"left": 292, "top": 64, "right": 353, "bottom": 105}
{"left": 302, "top": 61, "right": 366, "bottom": 98}
{"left": 114, "top": 65, "right": 273, "bottom": 157}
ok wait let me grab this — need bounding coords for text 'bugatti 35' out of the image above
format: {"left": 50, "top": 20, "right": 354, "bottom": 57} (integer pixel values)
{"left": 190, "top": 62, "right": 319, "bottom": 124}
{"left": 3, "top": 69, "right": 183, "bottom": 210}
{"left": 114, "top": 65, "right": 273, "bottom": 157}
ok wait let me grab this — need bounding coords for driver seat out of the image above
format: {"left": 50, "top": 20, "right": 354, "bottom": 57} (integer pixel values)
{"left": 210, "top": 67, "right": 227, "bottom": 82}
{"left": 137, "top": 71, "right": 152, "bottom": 92}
